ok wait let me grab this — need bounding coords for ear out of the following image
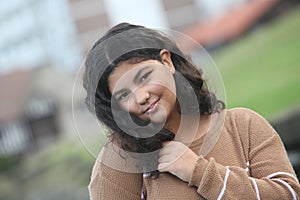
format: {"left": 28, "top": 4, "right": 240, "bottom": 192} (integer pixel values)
{"left": 160, "top": 49, "right": 175, "bottom": 74}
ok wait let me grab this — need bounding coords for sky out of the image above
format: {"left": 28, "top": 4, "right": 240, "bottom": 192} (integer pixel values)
{"left": 104, "top": 0, "right": 168, "bottom": 28}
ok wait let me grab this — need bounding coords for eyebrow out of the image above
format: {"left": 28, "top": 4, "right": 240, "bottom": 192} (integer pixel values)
{"left": 112, "top": 89, "right": 126, "bottom": 99}
{"left": 112, "top": 66, "right": 150, "bottom": 98}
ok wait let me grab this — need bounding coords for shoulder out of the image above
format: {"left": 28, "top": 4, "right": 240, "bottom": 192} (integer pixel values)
{"left": 224, "top": 107, "right": 275, "bottom": 136}
{"left": 89, "top": 143, "right": 143, "bottom": 186}
{"left": 225, "top": 107, "right": 268, "bottom": 126}
{"left": 225, "top": 107, "right": 278, "bottom": 140}
{"left": 89, "top": 146, "right": 144, "bottom": 199}
{"left": 226, "top": 107, "right": 263, "bottom": 118}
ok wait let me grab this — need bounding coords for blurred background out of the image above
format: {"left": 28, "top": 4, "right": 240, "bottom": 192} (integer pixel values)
{"left": 0, "top": 0, "right": 299, "bottom": 199}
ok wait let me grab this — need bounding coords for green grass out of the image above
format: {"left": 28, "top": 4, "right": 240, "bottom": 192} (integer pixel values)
{"left": 212, "top": 7, "right": 300, "bottom": 118}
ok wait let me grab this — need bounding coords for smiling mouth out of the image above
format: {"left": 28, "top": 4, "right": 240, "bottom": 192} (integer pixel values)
{"left": 145, "top": 99, "right": 159, "bottom": 114}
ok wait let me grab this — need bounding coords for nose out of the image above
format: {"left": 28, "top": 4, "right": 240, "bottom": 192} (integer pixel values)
{"left": 134, "top": 87, "right": 150, "bottom": 105}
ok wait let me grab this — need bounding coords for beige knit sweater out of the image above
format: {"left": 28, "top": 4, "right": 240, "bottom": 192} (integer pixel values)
{"left": 88, "top": 108, "right": 300, "bottom": 199}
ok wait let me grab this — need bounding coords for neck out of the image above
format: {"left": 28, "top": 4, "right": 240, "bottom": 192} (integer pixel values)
{"left": 164, "top": 110, "right": 181, "bottom": 134}
{"left": 165, "top": 112, "right": 211, "bottom": 144}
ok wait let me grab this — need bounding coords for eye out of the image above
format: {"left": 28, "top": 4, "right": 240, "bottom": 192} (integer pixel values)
{"left": 117, "top": 91, "right": 130, "bottom": 101}
{"left": 140, "top": 71, "right": 152, "bottom": 82}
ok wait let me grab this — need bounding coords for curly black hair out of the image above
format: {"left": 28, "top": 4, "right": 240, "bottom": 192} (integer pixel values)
{"left": 83, "top": 23, "right": 225, "bottom": 172}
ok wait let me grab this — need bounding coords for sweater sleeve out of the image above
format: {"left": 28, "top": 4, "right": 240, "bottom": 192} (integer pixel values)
{"left": 88, "top": 150, "right": 143, "bottom": 200}
{"left": 188, "top": 108, "right": 300, "bottom": 199}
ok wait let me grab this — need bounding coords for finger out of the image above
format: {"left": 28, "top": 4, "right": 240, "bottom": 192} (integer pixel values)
{"left": 163, "top": 141, "right": 185, "bottom": 150}
{"left": 160, "top": 142, "right": 177, "bottom": 153}
{"left": 163, "top": 140, "right": 183, "bottom": 148}
{"left": 159, "top": 147, "right": 172, "bottom": 157}
{"left": 158, "top": 154, "right": 172, "bottom": 163}
{"left": 157, "top": 163, "right": 170, "bottom": 172}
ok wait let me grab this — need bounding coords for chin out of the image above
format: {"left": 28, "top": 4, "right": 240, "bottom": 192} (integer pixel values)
{"left": 150, "top": 118, "right": 166, "bottom": 124}
{"left": 149, "top": 110, "right": 168, "bottom": 124}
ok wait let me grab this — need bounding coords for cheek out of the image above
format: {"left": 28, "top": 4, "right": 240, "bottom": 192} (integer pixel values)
{"left": 163, "top": 89, "right": 177, "bottom": 108}
{"left": 118, "top": 98, "right": 135, "bottom": 112}
{"left": 152, "top": 70, "right": 176, "bottom": 92}
{"left": 147, "top": 81, "right": 176, "bottom": 99}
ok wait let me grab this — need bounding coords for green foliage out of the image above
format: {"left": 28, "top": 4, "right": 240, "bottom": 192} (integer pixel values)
{"left": 0, "top": 156, "right": 18, "bottom": 172}
{"left": 212, "top": 8, "right": 300, "bottom": 118}
{"left": 0, "top": 136, "right": 101, "bottom": 200}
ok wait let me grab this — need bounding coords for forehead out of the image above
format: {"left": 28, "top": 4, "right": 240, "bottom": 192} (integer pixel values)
{"left": 108, "top": 59, "right": 159, "bottom": 92}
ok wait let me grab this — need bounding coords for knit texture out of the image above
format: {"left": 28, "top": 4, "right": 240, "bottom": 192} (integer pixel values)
{"left": 88, "top": 108, "right": 300, "bottom": 199}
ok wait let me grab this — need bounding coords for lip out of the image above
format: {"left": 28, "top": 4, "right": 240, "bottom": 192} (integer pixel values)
{"left": 145, "top": 99, "right": 159, "bottom": 114}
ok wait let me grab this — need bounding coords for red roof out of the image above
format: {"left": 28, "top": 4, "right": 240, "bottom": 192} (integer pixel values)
{"left": 182, "top": 0, "right": 278, "bottom": 51}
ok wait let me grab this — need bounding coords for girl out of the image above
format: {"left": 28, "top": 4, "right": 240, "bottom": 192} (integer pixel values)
{"left": 83, "top": 23, "right": 300, "bottom": 199}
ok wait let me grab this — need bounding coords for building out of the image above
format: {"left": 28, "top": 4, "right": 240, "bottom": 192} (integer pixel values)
{"left": 0, "top": 69, "right": 59, "bottom": 156}
{"left": 0, "top": 65, "right": 89, "bottom": 157}
{"left": 68, "top": 0, "right": 110, "bottom": 55}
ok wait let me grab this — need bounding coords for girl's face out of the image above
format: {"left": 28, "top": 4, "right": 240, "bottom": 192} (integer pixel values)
{"left": 108, "top": 50, "right": 179, "bottom": 125}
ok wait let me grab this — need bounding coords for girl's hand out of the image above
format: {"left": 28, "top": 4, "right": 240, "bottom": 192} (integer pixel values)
{"left": 158, "top": 141, "right": 198, "bottom": 182}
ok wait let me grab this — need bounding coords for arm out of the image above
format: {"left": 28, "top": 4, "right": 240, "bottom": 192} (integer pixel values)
{"left": 159, "top": 108, "right": 300, "bottom": 199}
